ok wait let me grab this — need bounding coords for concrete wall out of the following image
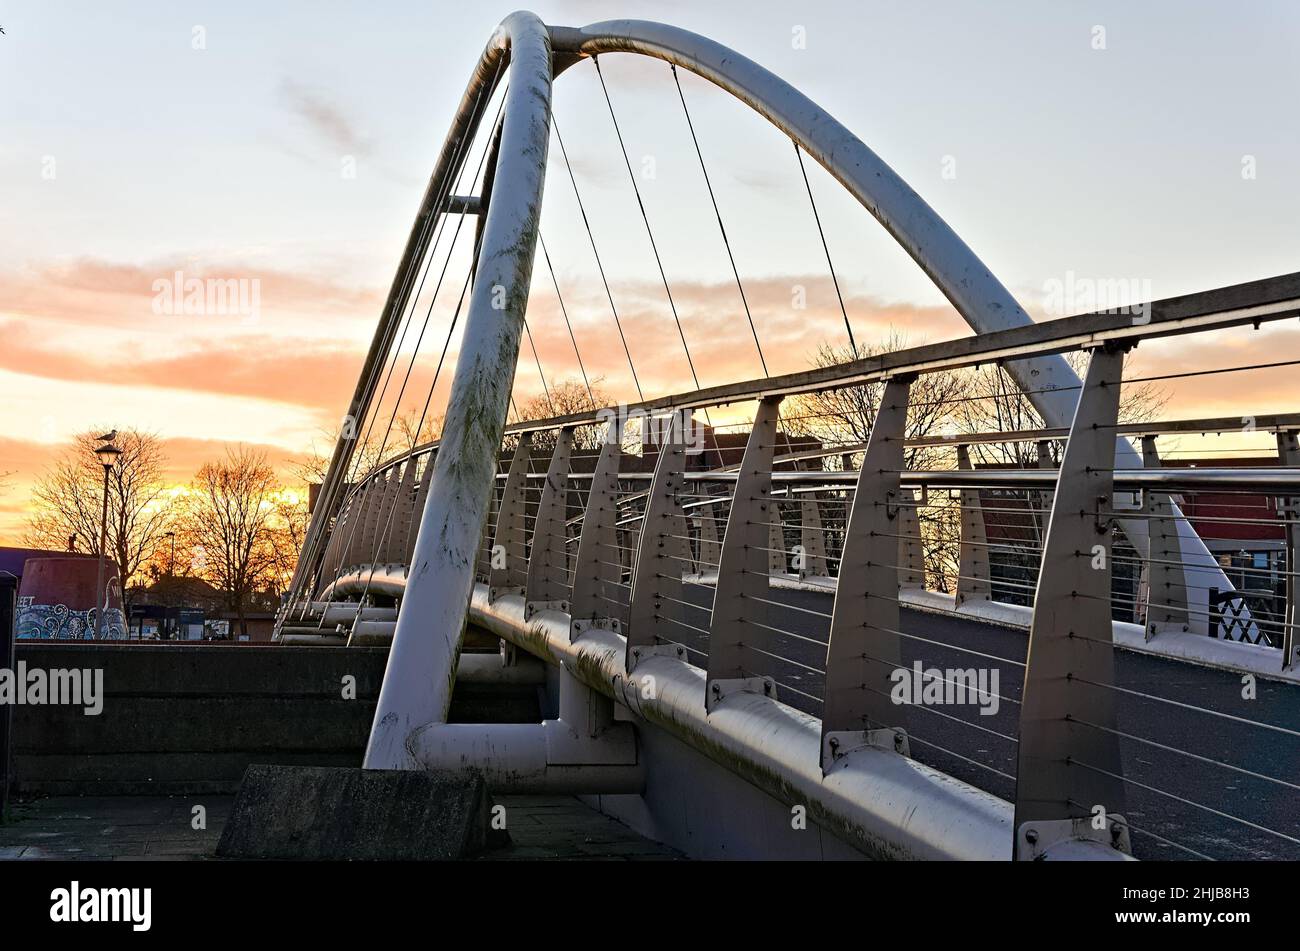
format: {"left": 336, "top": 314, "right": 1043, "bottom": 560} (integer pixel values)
{"left": 10, "top": 643, "right": 538, "bottom": 795}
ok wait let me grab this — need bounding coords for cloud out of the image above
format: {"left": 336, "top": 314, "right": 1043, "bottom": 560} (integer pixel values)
{"left": 0, "top": 324, "right": 364, "bottom": 412}
{"left": 514, "top": 271, "right": 966, "bottom": 402}
{"left": 279, "top": 78, "right": 372, "bottom": 158}
{"left": 0, "top": 256, "right": 383, "bottom": 334}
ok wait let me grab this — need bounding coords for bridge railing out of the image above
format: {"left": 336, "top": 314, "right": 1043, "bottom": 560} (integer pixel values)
{"left": 284, "top": 271, "right": 1300, "bottom": 860}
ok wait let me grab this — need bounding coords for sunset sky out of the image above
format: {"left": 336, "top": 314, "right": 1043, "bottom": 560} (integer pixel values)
{"left": 2, "top": 0, "right": 1298, "bottom": 543}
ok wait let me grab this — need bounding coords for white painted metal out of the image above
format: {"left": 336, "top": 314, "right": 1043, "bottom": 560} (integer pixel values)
{"left": 471, "top": 586, "right": 1020, "bottom": 861}
{"left": 363, "top": 11, "right": 553, "bottom": 770}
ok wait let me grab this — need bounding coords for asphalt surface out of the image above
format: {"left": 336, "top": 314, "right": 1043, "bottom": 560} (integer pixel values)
{"left": 668, "top": 583, "right": 1300, "bottom": 861}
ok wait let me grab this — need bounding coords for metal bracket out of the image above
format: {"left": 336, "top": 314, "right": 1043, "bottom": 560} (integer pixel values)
{"left": 695, "top": 501, "right": 722, "bottom": 575}
{"left": 379, "top": 455, "right": 420, "bottom": 563}
{"left": 707, "top": 675, "right": 777, "bottom": 710}
{"left": 628, "top": 642, "right": 688, "bottom": 669}
{"left": 822, "top": 728, "right": 911, "bottom": 766}
{"left": 897, "top": 487, "right": 925, "bottom": 589}
{"left": 1017, "top": 815, "right": 1132, "bottom": 860}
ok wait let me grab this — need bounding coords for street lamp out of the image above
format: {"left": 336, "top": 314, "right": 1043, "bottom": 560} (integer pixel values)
{"left": 165, "top": 530, "right": 177, "bottom": 640}
{"left": 93, "top": 442, "right": 122, "bottom": 639}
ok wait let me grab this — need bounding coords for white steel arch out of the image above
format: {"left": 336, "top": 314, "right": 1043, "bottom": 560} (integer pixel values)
{"left": 362, "top": 12, "right": 1233, "bottom": 768}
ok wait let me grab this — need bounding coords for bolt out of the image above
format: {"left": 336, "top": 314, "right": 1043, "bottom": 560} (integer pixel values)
{"left": 1024, "top": 828, "right": 1039, "bottom": 845}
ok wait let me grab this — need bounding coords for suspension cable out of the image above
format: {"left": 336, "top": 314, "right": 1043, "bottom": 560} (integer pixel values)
{"left": 591, "top": 56, "right": 708, "bottom": 390}
{"left": 538, "top": 231, "right": 594, "bottom": 405}
{"left": 550, "top": 110, "right": 643, "bottom": 400}
{"left": 793, "top": 140, "right": 858, "bottom": 359}
{"left": 668, "top": 63, "right": 769, "bottom": 377}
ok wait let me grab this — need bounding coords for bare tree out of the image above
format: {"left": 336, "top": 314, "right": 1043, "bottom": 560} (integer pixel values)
{"left": 952, "top": 352, "right": 1169, "bottom": 467}
{"left": 291, "top": 422, "right": 387, "bottom": 487}
{"left": 779, "top": 338, "right": 972, "bottom": 592}
{"left": 25, "top": 429, "right": 172, "bottom": 612}
{"left": 395, "top": 408, "right": 443, "bottom": 452}
{"left": 512, "top": 378, "right": 612, "bottom": 454}
{"left": 784, "top": 336, "right": 969, "bottom": 470}
{"left": 179, "top": 447, "right": 280, "bottom": 637}
{"left": 267, "top": 488, "right": 311, "bottom": 598}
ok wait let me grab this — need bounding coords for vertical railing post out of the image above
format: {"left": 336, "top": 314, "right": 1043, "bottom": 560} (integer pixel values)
{"left": 475, "top": 466, "right": 500, "bottom": 584}
{"left": 1034, "top": 439, "right": 1055, "bottom": 556}
{"left": 341, "top": 480, "right": 375, "bottom": 573}
{"left": 798, "top": 462, "right": 829, "bottom": 580}
{"left": 1014, "top": 344, "right": 1131, "bottom": 859}
{"left": 404, "top": 450, "right": 436, "bottom": 565}
{"left": 955, "top": 444, "right": 991, "bottom": 606}
{"left": 626, "top": 414, "right": 689, "bottom": 670}
{"left": 1278, "top": 429, "right": 1299, "bottom": 670}
{"left": 380, "top": 456, "right": 420, "bottom": 565}
{"left": 317, "top": 493, "right": 354, "bottom": 592}
{"left": 707, "top": 397, "right": 781, "bottom": 710}
{"left": 821, "top": 378, "right": 911, "bottom": 770}
{"left": 897, "top": 487, "right": 925, "bottom": 589}
{"left": 526, "top": 428, "right": 574, "bottom": 618}
{"left": 768, "top": 501, "right": 787, "bottom": 578}
{"left": 358, "top": 468, "right": 396, "bottom": 569}
{"left": 490, "top": 433, "right": 533, "bottom": 601}
{"left": 1140, "top": 435, "right": 1191, "bottom": 639}
{"left": 696, "top": 500, "right": 721, "bottom": 576}
{"left": 570, "top": 419, "right": 628, "bottom": 640}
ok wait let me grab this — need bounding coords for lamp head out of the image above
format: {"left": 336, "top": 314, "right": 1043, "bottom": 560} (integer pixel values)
{"left": 94, "top": 444, "right": 123, "bottom": 469}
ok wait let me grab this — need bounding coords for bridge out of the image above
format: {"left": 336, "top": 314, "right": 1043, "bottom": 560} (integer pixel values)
{"left": 274, "top": 14, "right": 1300, "bottom": 862}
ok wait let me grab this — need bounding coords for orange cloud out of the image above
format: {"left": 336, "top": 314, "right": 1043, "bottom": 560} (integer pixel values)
{"left": 0, "top": 323, "right": 363, "bottom": 411}
{"left": 0, "top": 257, "right": 382, "bottom": 333}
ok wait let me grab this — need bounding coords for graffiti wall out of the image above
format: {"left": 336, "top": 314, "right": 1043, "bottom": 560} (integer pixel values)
{"left": 15, "top": 596, "right": 128, "bottom": 640}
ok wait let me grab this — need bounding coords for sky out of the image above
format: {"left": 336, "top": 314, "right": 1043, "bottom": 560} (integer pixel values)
{"left": 1, "top": 0, "right": 1298, "bottom": 542}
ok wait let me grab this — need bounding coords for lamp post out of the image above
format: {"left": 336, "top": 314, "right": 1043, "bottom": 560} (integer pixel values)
{"left": 165, "top": 530, "right": 176, "bottom": 640}
{"left": 93, "top": 443, "right": 122, "bottom": 639}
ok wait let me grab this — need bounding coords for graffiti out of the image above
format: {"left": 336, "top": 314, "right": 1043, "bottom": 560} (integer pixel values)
{"left": 15, "top": 596, "right": 127, "bottom": 641}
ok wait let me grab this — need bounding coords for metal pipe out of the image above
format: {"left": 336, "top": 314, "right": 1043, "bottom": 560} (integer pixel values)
{"left": 363, "top": 12, "right": 553, "bottom": 770}
{"left": 409, "top": 722, "right": 644, "bottom": 794}
{"left": 471, "top": 585, "right": 1019, "bottom": 861}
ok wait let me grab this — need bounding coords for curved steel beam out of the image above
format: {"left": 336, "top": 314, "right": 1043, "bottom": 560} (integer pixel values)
{"left": 550, "top": 19, "right": 1083, "bottom": 424}
{"left": 549, "top": 19, "right": 1268, "bottom": 621}
{"left": 364, "top": 11, "right": 553, "bottom": 770}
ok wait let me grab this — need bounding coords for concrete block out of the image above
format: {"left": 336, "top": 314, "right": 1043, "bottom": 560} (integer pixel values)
{"left": 216, "top": 765, "right": 499, "bottom": 860}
